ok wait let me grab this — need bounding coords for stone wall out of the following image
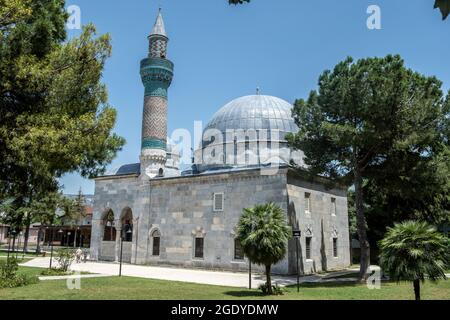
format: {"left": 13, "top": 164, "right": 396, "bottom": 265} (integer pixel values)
{"left": 100, "top": 241, "right": 115, "bottom": 261}
{"left": 286, "top": 173, "right": 351, "bottom": 274}
{"left": 90, "top": 175, "right": 141, "bottom": 262}
{"left": 137, "top": 168, "right": 290, "bottom": 274}
{"left": 90, "top": 167, "right": 351, "bottom": 276}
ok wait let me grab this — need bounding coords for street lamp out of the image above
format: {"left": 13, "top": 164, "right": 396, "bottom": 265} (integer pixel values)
{"left": 67, "top": 232, "right": 71, "bottom": 247}
{"left": 50, "top": 228, "right": 63, "bottom": 269}
{"left": 74, "top": 227, "right": 80, "bottom": 248}
{"left": 293, "top": 230, "right": 302, "bottom": 293}
{"left": 119, "top": 227, "right": 133, "bottom": 277}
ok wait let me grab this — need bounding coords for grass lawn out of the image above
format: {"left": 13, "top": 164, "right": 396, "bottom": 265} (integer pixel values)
{"left": 0, "top": 267, "right": 449, "bottom": 300}
{"left": 0, "top": 256, "right": 34, "bottom": 263}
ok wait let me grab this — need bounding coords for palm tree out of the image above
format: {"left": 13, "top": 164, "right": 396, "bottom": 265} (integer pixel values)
{"left": 379, "top": 221, "right": 449, "bottom": 300}
{"left": 237, "top": 203, "right": 291, "bottom": 295}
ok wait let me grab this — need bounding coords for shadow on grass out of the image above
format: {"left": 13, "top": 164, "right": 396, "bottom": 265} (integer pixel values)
{"left": 224, "top": 291, "right": 266, "bottom": 298}
{"left": 286, "top": 281, "right": 360, "bottom": 290}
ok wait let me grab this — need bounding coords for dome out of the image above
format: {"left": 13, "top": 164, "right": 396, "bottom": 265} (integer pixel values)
{"left": 194, "top": 94, "right": 302, "bottom": 173}
{"left": 204, "top": 95, "right": 298, "bottom": 136}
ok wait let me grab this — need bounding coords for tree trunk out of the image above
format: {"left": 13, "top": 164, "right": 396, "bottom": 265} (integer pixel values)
{"left": 23, "top": 222, "right": 30, "bottom": 254}
{"left": 413, "top": 279, "right": 421, "bottom": 301}
{"left": 265, "top": 265, "right": 272, "bottom": 295}
{"left": 355, "top": 169, "right": 370, "bottom": 282}
{"left": 36, "top": 227, "right": 42, "bottom": 254}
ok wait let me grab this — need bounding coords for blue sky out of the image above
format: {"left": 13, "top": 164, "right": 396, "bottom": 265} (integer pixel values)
{"left": 60, "top": 0, "right": 450, "bottom": 195}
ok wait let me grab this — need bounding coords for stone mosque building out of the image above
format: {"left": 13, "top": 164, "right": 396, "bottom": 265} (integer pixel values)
{"left": 90, "top": 11, "right": 351, "bottom": 275}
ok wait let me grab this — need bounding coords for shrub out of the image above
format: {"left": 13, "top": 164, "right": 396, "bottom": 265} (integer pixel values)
{"left": 55, "top": 248, "right": 75, "bottom": 272}
{"left": 40, "top": 268, "right": 73, "bottom": 276}
{"left": 0, "top": 257, "right": 19, "bottom": 279}
{"left": 258, "top": 282, "right": 284, "bottom": 296}
{"left": 0, "top": 258, "right": 37, "bottom": 289}
{"left": 379, "top": 221, "right": 449, "bottom": 300}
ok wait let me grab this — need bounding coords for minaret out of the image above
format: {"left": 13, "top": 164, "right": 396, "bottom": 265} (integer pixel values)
{"left": 140, "top": 9, "right": 174, "bottom": 179}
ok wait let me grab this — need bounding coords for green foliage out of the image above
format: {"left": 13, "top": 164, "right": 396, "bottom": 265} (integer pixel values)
{"left": 0, "top": 257, "right": 19, "bottom": 279}
{"left": 258, "top": 283, "right": 284, "bottom": 296}
{"left": 228, "top": 0, "right": 250, "bottom": 4}
{"left": 55, "top": 248, "right": 75, "bottom": 272}
{"left": 379, "top": 221, "right": 449, "bottom": 283}
{"left": 237, "top": 203, "right": 291, "bottom": 267}
{"left": 0, "top": 257, "right": 37, "bottom": 288}
{"left": 237, "top": 203, "right": 291, "bottom": 294}
{"left": 435, "top": 0, "right": 450, "bottom": 20}
{"left": 287, "top": 54, "right": 450, "bottom": 278}
{"left": 0, "top": 0, "right": 124, "bottom": 231}
{"left": 347, "top": 190, "right": 357, "bottom": 238}
{"left": 40, "top": 268, "right": 72, "bottom": 276}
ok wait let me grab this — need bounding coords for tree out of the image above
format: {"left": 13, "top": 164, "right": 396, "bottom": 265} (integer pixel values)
{"left": 29, "top": 191, "right": 63, "bottom": 253}
{"left": 237, "top": 203, "right": 291, "bottom": 294}
{"left": 287, "top": 55, "right": 449, "bottom": 281}
{"left": 0, "top": 1, "right": 125, "bottom": 232}
{"left": 228, "top": 0, "right": 250, "bottom": 4}
{"left": 435, "top": 0, "right": 450, "bottom": 19}
{"left": 379, "top": 221, "right": 449, "bottom": 300}
{"left": 228, "top": 0, "right": 450, "bottom": 20}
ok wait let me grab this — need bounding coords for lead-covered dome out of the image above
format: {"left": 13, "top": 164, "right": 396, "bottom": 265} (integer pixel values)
{"left": 194, "top": 95, "right": 302, "bottom": 173}
{"left": 204, "top": 95, "right": 298, "bottom": 136}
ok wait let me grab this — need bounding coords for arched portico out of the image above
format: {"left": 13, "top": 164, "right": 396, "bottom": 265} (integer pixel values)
{"left": 120, "top": 207, "right": 133, "bottom": 242}
{"left": 97, "top": 208, "right": 117, "bottom": 261}
{"left": 102, "top": 209, "right": 116, "bottom": 241}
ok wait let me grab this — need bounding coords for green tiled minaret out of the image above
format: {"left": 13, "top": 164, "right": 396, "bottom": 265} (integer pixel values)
{"left": 140, "top": 9, "right": 174, "bottom": 178}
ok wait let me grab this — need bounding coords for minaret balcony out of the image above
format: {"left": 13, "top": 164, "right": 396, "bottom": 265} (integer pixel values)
{"left": 140, "top": 57, "right": 174, "bottom": 72}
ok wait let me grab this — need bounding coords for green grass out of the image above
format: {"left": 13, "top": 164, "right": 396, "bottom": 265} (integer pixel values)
{"left": 0, "top": 256, "right": 34, "bottom": 263}
{"left": 0, "top": 267, "right": 449, "bottom": 300}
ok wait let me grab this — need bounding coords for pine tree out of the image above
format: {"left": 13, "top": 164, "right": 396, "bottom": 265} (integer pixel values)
{"left": 287, "top": 55, "right": 449, "bottom": 280}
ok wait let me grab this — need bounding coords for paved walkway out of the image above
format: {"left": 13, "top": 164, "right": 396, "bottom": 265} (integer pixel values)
{"left": 21, "top": 257, "right": 358, "bottom": 288}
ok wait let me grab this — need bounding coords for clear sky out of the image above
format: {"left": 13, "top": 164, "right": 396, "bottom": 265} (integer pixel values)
{"left": 60, "top": 0, "right": 450, "bottom": 195}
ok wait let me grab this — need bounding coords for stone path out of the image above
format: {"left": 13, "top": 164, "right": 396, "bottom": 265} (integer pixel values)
{"left": 20, "top": 258, "right": 365, "bottom": 288}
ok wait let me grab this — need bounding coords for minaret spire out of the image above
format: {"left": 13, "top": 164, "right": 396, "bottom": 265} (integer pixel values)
{"left": 150, "top": 8, "right": 167, "bottom": 37}
{"left": 140, "top": 9, "right": 175, "bottom": 179}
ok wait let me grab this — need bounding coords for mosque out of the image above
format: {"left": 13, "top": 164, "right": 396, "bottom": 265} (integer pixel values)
{"left": 90, "top": 11, "right": 351, "bottom": 275}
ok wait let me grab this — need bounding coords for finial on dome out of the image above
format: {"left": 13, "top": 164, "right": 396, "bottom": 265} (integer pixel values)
{"left": 256, "top": 87, "right": 260, "bottom": 95}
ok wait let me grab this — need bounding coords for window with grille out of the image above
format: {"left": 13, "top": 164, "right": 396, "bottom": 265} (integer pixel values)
{"left": 234, "top": 239, "right": 244, "bottom": 260}
{"left": 306, "top": 237, "right": 312, "bottom": 260}
{"left": 213, "top": 193, "right": 224, "bottom": 212}
{"left": 305, "top": 193, "right": 311, "bottom": 215}
{"left": 195, "top": 238, "right": 204, "bottom": 259}
{"left": 331, "top": 198, "right": 337, "bottom": 216}
{"left": 333, "top": 238, "right": 338, "bottom": 258}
